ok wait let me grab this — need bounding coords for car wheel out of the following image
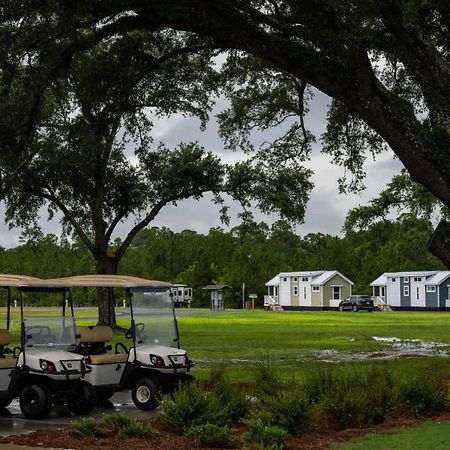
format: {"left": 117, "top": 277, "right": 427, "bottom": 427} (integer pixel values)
{"left": 367, "top": 309, "right": 373, "bottom": 312}
{"left": 352, "top": 305, "right": 359, "bottom": 312}
{"left": 66, "top": 381, "right": 97, "bottom": 415}
{"left": 339, "top": 304, "right": 344, "bottom": 312}
{"left": 19, "top": 384, "right": 52, "bottom": 419}
{"left": 132, "top": 377, "right": 161, "bottom": 411}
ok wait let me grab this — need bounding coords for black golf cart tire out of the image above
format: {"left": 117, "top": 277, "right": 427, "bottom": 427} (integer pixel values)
{"left": 0, "top": 398, "right": 12, "bottom": 408}
{"left": 131, "top": 377, "right": 161, "bottom": 411}
{"left": 97, "top": 390, "right": 115, "bottom": 403}
{"left": 19, "top": 384, "right": 52, "bottom": 419}
{"left": 66, "top": 381, "right": 97, "bottom": 415}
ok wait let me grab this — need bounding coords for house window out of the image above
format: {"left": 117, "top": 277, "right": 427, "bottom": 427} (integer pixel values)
{"left": 312, "top": 286, "right": 320, "bottom": 292}
{"left": 293, "top": 286, "right": 298, "bottom": 296}
{"left": 293, "top": 277, "right": 298, "bottom": 282}
{"left": 304, "top": 286, "right": 307, "bottom": 299}
{"left": 302, "top": 277, "right": 309, "bottom": 282}
{"left": 426, "top": 286, "right": 436, "bottom": 292}
{"left": 403, "top": 286, "right": 409, "bottom": 296}
{"left": 403, "top": 277, "right": 409, "bottom": 283}
{"left": 332, "top": 286, "right": 341, "bottom": 300}
{"left": 392, "top": 278, "right": 396, "bottom": 282}
{"left": 416, "top": 287, "right": 420, "bottom": 299}
{"left": 414, "top": 277, "right": 422, "bottom": 282}
{"left": 283, "top": 277, "right": 287, "bottom": 282}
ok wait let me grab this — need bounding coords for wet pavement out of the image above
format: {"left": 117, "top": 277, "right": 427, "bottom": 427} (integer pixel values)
{"left": 0, "top": 391, "right": 157, "bottom": 437}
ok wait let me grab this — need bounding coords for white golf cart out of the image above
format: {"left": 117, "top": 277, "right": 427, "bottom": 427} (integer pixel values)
{"left": 0, "top": 275, "right": 96, "bottom": 419}
{"left": 62, "top": 275, "right": 194, "bottom": 410}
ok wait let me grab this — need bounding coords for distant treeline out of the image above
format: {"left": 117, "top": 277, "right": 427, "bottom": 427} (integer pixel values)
{"left": 0, "top": 217, "right": 443, "bottom": 307}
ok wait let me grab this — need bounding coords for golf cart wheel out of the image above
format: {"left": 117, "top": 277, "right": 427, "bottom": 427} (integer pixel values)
{"left": 352, "top": 305, "right": 359, "bottom": 312}
{"left": 66, "top": 381, "right": 97, "bottom": 415}
{"left": 97, "top": 390, "right": 115, "bottom": 404}
{"left": 0, "top": 398, "right": 12, "bottom": 408}
{"left": 132, "top": 377, "right": 160, "bottom": 411}
{"left": 19, "top": 384, "right": 52, "bottom": 419}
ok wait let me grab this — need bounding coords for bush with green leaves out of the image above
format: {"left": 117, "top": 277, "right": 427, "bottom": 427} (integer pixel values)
{"left": 242, "top": 418, "right": 288, "bottom": 450}
{"left": 256, "top": 387, "right": 311, "bottom": 435}
{"left": 395, "top": 375, "right": 447, "bottom": 417}
{"left": 213, "top": 376, "right": 251, "bottom": 421}
{"left": 70, "top": 417, "right": 108, "bottom": 438}
{"left": 186, "top": 423, "right": 233, "bottom": 447}
{"left": 159, "top": 381, "right": 228, "bottom": 431}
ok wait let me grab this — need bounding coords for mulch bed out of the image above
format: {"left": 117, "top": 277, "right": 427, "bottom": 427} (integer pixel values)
{"left": 1, "top": 411, "right": 450, "bottom": 449}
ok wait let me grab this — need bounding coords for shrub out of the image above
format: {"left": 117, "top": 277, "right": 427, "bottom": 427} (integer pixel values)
{"left": 395, "top": 375, "right": 447, "bottom": 417}
{"left": 186, "top": 423, "right": 233, "bottom": 447}
{"left": 70, "top": 417, "right": 108, "bottom": 438}
{"left": 254, "top": 360, "right": 281, "bottom": 397}
{"left": 160, "top": 381, "right": 227, "bottom": 431}
{"left": 257, "top": 387, "right": 311, "bottom": 435}
{"left": 242, "top": 418, "right": 288, "bottom": 450}
{"left": 214, "top": 377, "right": 251, "bottom": 421}
{"left": 302, "top": 365, "right": 336, "bottom": 404}
{"left": 117, "top": 421, "right": 157, "bottom": 439}
{"left": 102, "top": 412, "right": 134, "bottom": 430}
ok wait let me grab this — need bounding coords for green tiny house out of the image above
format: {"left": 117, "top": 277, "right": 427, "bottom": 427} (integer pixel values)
{"left": 265, "top": 271, "right": 353, "bottom": 310}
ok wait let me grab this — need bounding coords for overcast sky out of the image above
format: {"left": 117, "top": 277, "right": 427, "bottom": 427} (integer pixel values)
{"left": 0, "top": 90, "right": 403, "bottom": 248}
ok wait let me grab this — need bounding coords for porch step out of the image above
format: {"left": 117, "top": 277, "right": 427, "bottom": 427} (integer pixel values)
{"left": 271, "top": 305, "right": 284, "bottom": 311}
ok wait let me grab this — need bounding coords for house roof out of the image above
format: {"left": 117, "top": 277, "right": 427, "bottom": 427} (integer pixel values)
{"left": 265, "top": 270, "right": 353, "bottom": 286}
{"left": 310, "top": 271, "right": 354, "bottom": 286}
{"left": 370, "top": 271, "right": 440, "bottom": 286}
{"left": 202, "top": 284, "right": 232, "bottom": 290}
{"left": 424, "top": 271, "right": 450, "bottom": 285}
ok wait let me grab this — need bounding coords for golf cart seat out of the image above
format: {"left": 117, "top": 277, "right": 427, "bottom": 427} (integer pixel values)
{"left": 77, "top": 325, "right": 128, "bottom": 364}
{"left": 0, "top": 329, "right": 16, "bottom": 368}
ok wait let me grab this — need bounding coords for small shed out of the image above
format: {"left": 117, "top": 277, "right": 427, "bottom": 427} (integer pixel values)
{"left": 202, "top": 285, "right": 232, "bottom": 310}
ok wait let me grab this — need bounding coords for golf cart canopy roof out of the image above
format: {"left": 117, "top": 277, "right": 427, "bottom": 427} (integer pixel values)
{"left": 50, "top": 275, "right": 173, "bottom": 289}
{"left": 0, "top": 274, "right": 70, "bottom": 290}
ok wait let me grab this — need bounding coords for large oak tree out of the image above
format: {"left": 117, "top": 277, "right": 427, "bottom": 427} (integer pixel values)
{"left": 3, "top": 2, "right": 450, "bottom": 270}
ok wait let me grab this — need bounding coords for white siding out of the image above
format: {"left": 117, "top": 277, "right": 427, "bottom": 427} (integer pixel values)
{"left": 299, "top": 279, "right": 311, "bottom": 306}
{"left": 279, "top": 276, "right": 291, "bottom": 306}
{"left": 411, "top": 278, "right": 426, "bottom": 307}
{"left": 387, "top": 277, "right": 401, "bottom": 306}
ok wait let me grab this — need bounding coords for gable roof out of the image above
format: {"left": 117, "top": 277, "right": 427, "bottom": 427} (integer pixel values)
{"left": 370, "top": 271, "right": 439, "bottom": 286}
{"left": 424, "top": 271, "right": 450, "bottom": 285}
{"left": 265, "top": 270, "right": 353, "bottom": 286}
{"left": 202, "top": 285, "right": 232, "bottom": 290}
{"left": 310, "top": 271, "right": 354, "bottom": 286}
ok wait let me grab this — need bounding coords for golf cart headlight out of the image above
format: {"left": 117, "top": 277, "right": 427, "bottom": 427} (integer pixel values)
{"left": 39, "top": 359, "right": 56, "bottom": 372}
{"left": 150, "top": 354, "right": 165, "bottom": 367}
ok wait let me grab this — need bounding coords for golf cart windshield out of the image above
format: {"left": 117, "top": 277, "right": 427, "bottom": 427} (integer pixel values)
{"left": 131, "top": 288, "right": 178, "bottom": 347}
{"left": 23, "top": 316, "right": 77, "bottom": 348}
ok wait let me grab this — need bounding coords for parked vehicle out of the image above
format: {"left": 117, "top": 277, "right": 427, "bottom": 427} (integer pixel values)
{"left": 63, "top": 275, "right": 194, "bottom": 411}
{"left": 0, "top": 275, "right": 95, "bottom": 419}
{"left": 339, "top": 295, "right": 374, "bottom": 312}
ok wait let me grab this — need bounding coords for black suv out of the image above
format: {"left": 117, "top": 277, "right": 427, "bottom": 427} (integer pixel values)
{"left": 339, "top": 295, "right": 374, "bottom": 312}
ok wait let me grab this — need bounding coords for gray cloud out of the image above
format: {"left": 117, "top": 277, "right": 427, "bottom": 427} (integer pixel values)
{"left": 0, "top": 90, "right": 404, "bottom": 247}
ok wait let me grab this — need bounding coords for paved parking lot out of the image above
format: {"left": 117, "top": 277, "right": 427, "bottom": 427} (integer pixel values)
{"left": 0, "top": 391, "right": 157, "bottom": 437}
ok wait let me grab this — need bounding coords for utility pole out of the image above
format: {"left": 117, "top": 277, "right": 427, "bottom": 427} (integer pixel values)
{"left": 242, "top": 282, "right": 245, "bottom": 310}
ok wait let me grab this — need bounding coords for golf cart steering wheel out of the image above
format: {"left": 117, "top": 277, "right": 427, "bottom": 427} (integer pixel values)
{"left": 25, "top": 326, "right": 56, "bottom": 345}
{"left": 125, "top": 322, "right": 145, "bottom": 340}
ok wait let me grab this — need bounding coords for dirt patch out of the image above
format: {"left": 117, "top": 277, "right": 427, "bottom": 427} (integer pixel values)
{"left": 1, "top": 412, "right": 450, "bottom": 450}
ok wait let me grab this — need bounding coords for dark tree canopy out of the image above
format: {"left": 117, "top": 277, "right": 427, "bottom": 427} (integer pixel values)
{"left": 2, "top": 1, "right": 450, "bottom": 269}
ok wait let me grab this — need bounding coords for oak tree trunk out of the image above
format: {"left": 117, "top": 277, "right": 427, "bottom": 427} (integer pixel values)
{"left": 96, "top": 253, "right": 119, "bottom": 327}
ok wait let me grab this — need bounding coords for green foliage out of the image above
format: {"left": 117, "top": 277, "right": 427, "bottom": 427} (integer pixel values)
{"left": 186, "top": 423, "right": 233, "bottom": 447}
{"left": 396, "top": 375, "right": 447, "bottom": 417}
{"left": 213, "top": 373, "right": 251, "bottom": 421}
{"left": 70, "top": 414, "right": 156, "bottom": 439}
{"left": 257, "top": 387, "right": 311, "bottom": 435}
{"left": 70, "top": 417, "right": 108, "bottom": 438}
{"left": 242, "top": 418, "right": 288, "bottom": 450}
{"left": 159, "top": 381, "right": 227, "bottom": 431}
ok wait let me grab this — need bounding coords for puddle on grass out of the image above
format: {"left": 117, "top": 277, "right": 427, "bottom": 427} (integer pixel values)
{"left": 193, "top": 337, "right": 450, "bottom": 366}
{"left": 312, "top": 336, "right": 449, "bottom": 363}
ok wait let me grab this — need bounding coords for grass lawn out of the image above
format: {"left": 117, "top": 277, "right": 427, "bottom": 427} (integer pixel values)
{"left": 332, "top": 421, "right": 450, "bottom": 449}
{"left": 2, "top": 308, "right": 450, "bottom": 381}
